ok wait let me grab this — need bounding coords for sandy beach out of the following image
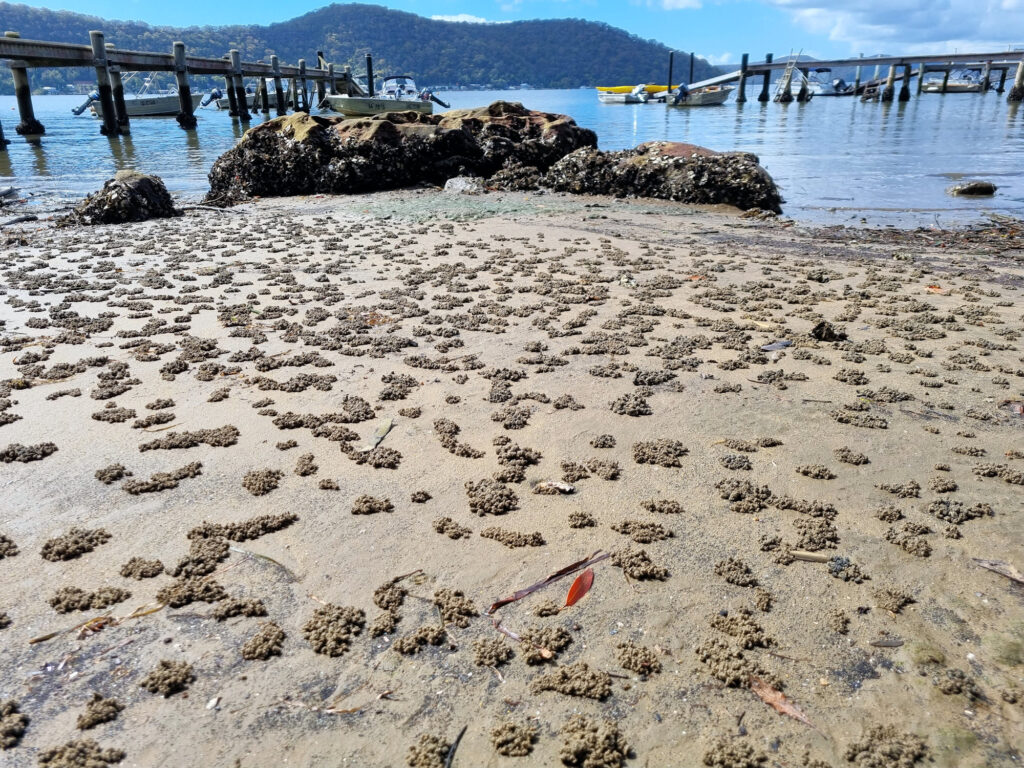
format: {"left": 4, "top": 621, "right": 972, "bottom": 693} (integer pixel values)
{"left": 1, "top": 189, "right": 1022, "bottom": 767}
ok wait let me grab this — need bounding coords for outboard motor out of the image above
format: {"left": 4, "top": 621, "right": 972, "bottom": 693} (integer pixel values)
{"left": 670, "top": 83, "right": 690, "bottom": 105}
{"left": 71, "top": 90, "right": 99, "bottom": 116}
{"left": 200, "top": 88, "right": 223, "bottom": 108}
{"left": 833, "top": 78, "right": 848, "bottom": 94}
{"left": 422, "top": 90, "right": 450, "bottom": 109}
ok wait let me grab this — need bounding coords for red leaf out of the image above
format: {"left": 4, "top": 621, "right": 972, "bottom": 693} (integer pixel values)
{"left": 564, "top": 568, "right": 594, "bottom": 608}
{"left": 749, "top": 676, "right": 814, "bottom": 727}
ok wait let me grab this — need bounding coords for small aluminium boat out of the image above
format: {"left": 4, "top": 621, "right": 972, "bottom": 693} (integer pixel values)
{"left": 667, "top": 85, "right": 734, "bottom": 107}
{"left": 325, "top": 75, "right": 442, "bottom": 117}
{"left": 597, "top": 84, "right": 651, "bottom": 104}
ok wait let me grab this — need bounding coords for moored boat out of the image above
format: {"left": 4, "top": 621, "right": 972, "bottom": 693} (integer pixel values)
{"left": 325, "top": 75, "right": 441, "bottom": 117}
{"left": 921, "top": 76, "right": 983, "bottom": 93}
{"left": 74, "top": 72, "right": 203, "bottom": 118}
{"left": 597, "top": 84, "right": 651, "bottom": 104}
{"left": 667, "top": 85, "right": 734, "bottom": 107}
{"left": 596, "top": 84, "right": 679, "bottom": 95}
{"left": 91, "top": 92, "right": 203, "bottom": 118}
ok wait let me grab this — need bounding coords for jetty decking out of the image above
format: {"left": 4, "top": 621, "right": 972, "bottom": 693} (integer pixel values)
{"left": 0, "top": 30, "right": 363, "bottom": 145}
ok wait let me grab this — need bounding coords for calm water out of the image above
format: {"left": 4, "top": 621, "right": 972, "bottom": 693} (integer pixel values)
{"left": 1, "top": 90, "right": 1022, "bottom": 226}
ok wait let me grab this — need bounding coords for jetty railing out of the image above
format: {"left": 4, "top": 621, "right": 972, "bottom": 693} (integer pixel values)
{"left": 0, "top": 29, "right": 363, "bottom": 146}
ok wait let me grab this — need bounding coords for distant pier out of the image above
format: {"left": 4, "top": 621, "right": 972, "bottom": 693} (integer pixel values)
{"left": 689, "top": 50, "right": 1024, "bottom": 105}
{"left": 0, "top": 30, "right": 363, "bottom": 146}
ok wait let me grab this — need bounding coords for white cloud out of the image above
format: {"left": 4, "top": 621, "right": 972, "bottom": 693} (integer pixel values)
{"left": 701, "top": 51, "right": 734, "bottom": 65}
{"left": 431, "top": 14, "right": 492, "bottom": 23}
{"left": 763, "top": 0, "right": 1024, "bottom": 54}
{"left": 661, "top": 0, "right": 702, "bottom": 8}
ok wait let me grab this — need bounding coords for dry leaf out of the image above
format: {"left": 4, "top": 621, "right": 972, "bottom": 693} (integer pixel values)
{"left": 749, "top": 676, "right": 813, "bottom": 727}
{"left": 564, "top": 568, "right": 594, "bottom": 608}
{"left": 926, "top": 285, "right": 944, "bottom": 293}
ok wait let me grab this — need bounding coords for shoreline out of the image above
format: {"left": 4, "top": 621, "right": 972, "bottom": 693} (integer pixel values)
{"left": 5, "top": 184, "right": 1024, "bottom": 235}
{"left": 1, "top": 190, "right": 1023, "bottom": 767}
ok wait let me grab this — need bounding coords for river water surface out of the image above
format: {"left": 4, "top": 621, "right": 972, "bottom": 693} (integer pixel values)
{"left": 1, "top": 89, "right": 1022, "bottom": 226}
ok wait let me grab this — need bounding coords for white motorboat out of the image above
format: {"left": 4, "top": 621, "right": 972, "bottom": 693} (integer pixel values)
{"left": 922, "top": 72, "right": 983, "bottom": 93}
{"left": 597, "top": 83, "right": 650, "bottom": 104}
{"left": 325, "top": 75, "right": 441, "bottom": 117}
{"left": 76, "top": 73, "right": 202, "bottom": 118}
{"left": 667, "top": 85, "right": 734, "bottom": 106}
{"left": 773, "top": 69, "right": 855, "bottom": 97}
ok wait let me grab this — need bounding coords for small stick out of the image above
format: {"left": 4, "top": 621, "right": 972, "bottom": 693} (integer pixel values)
{"left": 444, "top": 725, "right": 468, "bottom": 768}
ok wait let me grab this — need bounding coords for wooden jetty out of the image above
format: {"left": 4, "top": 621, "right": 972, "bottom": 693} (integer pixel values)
{"left": 685, "top": 50, "right": 1024, "bottom": 105}
{"left": 0, "top": 29, "right": 364, "bottom": 146}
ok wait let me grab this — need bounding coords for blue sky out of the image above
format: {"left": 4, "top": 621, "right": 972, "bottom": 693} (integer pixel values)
{"left": 13, "top": 0, "right": 1024, "bottom": 65}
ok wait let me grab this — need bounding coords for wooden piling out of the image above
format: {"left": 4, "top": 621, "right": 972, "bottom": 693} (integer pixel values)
{"left": 89, "top": 31, "right": 119, "bottom": 136}
{"left": 108, "top": 65, "right": 131, "bottom": 134}
{"left": 941, "top": 68, "right": 951, "bottom": 94}
{"left": 172, "top": 41, "right": 197, "bottom": 129}
{"left": 328, "top": 63, "right": 336, "bottom": 94}
{"left": 757, "top": 53, "right": 773, "bottom": 102}
{"left": 0, "top": 119, "right": 9, "bottom": 148}
{"left": 980, "top": 61, "right": 991, "bottom": 92}
{"left": 898, "top": 64, "right": 911, "bottom": 101}
{"left": 666, "top": 52, "right": 674, "bottom": 104}
{"left": 5, "top": 32, "right": 44, "bottom": 141}
{"left": 916, "top": 63, "right": 924, "bottom": 94}
{"left": 853, "top": 54, "right": 863, "bottom": 93}
{"left": 271, "top": 55, "right": 286, "bottom": 115}
{"left": 224, "top": 75, "right": 238, "bottom": 115}
{"left": 10, "top": 63, "right": 45, "bottom": 140}
{"left": 365, "top": 53, "right": 375, "bottom": 98}
{"left": 736, "top": 53, "right": 749, "bottom": 103}
{"left": 880, "top": 64, "right": 897, "bottom": 102}
{"left": 298, "top": 59, "right": 308, "bottom": 112}
{"left": 1009, "top": 60, "right": 1024, "bottom": 102}
{"left": 316, "top": 50, "right": 327, "bottom": 106}
{"left": 796, "top": 67, "right": 810, "bottom": 102}
{"left": 258, "top": 76, "right": 270, "bottom": 113}
{"left": 996, "top": 67, "right": 1008, "bottom": 94}
{"left": 230, "top": 49, "right": 250, "bottom": 121}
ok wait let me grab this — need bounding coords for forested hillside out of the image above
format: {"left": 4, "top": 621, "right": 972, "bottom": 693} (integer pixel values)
{"left": 0, "top": 2, "right": 717, "bottom": 93}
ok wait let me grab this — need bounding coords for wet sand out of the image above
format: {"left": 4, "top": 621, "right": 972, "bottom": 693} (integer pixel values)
{"left": 1, "top": 190, "right": 1023, "bottom": 767}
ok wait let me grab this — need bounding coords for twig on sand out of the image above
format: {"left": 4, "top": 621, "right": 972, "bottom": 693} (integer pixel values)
{"left": 444, "top": 725, "right": 468, "bottom": 768}
{"left": 181, "top": 205, "right": 243, "bottom": 215}
{"left": 28, "top": 602, "right": 164, "bottom": 645}
{"left": 486, "top": 550, "right": 610, "bottom": 614}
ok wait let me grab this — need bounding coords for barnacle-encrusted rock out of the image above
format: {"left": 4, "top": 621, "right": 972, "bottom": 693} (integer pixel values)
{"left": 63, "top": 170, "right": 181, "bottom": 225}
{"left": 207, "top": 102, "right": 596, "bottom": 203}
{"left": 536, "top": 141, "right": 783, "bottom": 212}
{"left": 205, "top": 104, "right": 782, "bottom": 213}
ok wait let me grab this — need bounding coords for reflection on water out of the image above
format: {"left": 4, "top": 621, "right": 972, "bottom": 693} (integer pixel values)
{"left": 0, "top": 91, "right": 1022, "bottom": 226}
